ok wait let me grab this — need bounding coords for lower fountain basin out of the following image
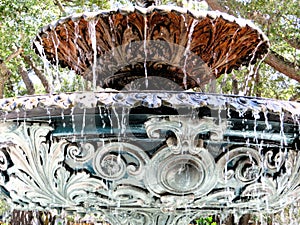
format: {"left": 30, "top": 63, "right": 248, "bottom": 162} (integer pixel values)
{"left": 0, "top": 91, "right": 299, "bottom": 224}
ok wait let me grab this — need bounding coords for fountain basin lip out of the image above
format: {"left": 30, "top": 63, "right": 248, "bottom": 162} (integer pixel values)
{"left": 0, "top": 91, "right": 299, "bottom": 120}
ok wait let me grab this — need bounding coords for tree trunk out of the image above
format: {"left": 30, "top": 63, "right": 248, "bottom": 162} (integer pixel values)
{"left": 18, "top": 65, "right": 35, "bottom": 95}
{"left": 0, "top": 48, "right": 23, "bottom": 98}
{"left": 0, "top": 63, "right": 11, "bottom": 98}
{"left": 22, "top": 55, "right": 51, "bottom": 93}
{"left": 11, "top": 210, "right": 35, "bottom": 225}
{"left": 225, "top": 214, "right": 235, "bottom": 225}
{"left": 10, "top": 210, "right": 56, "bottom": 225}
{"left": 223, "top": 213, "right": 251, "bottom": 225}
{"left": 239, "top": 214, "right": 251, "bottom": 225}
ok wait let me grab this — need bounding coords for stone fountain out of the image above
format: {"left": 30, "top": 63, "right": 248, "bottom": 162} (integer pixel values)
{"left": 0, "top": 1, "right": 300, "bottom": 224}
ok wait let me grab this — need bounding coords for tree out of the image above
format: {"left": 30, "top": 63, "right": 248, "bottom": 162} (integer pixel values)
{"left": 204, "top": 0, "right": 299, "bottom": 99}
{"left": 0, "top": 0, "right": 62, "bottom": 97}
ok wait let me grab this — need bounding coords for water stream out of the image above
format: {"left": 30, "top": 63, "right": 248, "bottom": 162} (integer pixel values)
{"left": 0, "top": 2, "right": 299, "bottom": 225}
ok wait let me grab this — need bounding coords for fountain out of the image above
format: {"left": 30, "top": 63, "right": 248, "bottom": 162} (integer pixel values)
{"left": 0, "top": 1, "right": 300, "bottom": 224}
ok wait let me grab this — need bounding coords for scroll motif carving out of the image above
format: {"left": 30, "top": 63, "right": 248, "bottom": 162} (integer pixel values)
{"left": 102, "top": 209, "right": 196, "bottom": 225}
{"left": 65, "top": 142, "right": 95, "bottom": 168}
{"left": 92, "top": 142, "right": 149, "bottom": 181}
{"left": 145, "top": 116, "right": 227, "bottom": 154}
{"left": 216, "top": 147, "right": 262, "bottom": 185}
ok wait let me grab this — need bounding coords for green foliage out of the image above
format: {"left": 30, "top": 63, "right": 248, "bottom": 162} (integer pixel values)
{"left": 0, "top": 0, "right": 60, "bottom": 96}
{"left": 0, "top": 0, "right": 58, "bottom": 51}
{"left": 222, "top": 1, "right": 299, "bottom": 75}
{"left": 0, "top": 198, "right": 10, "bottom": 218}
{"left": 212, "top": 0, "right": 299, "bottom": 100}
{"left": 195, "top": 216, "right": 217, "bottom": 225}
{"left": 218, "top": 63, "right": 299, "bottom": 100}
{"left": 61, "top": 0, "right": 110, "bottom": 13}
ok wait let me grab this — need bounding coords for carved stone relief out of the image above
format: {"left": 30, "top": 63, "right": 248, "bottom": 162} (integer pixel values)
{"left": 0, "top": 114, "right": 299, "bottom": 224}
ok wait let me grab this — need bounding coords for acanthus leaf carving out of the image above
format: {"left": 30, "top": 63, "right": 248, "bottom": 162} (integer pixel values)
{"left": 0, "top": 123, "right": 107, "bottom": 208}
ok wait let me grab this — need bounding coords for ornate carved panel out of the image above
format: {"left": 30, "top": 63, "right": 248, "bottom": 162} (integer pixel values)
{"left": 0, "top": 112, "right": 299, "bottom": 224}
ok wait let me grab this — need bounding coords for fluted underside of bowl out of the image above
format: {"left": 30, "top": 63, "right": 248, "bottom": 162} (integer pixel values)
{"left": 34, "top": 6, "right": 269, "bottom": 89}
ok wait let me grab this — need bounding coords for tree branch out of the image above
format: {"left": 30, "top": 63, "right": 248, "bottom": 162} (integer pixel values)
{"left": 205, "top": 0, "right": 300, "bottom": 83}
{"left": 206, "top": 0, "right": 229, "bottom": 12}
{"left": 53, "top": 0, "right": 66, "bottom": 15}
{"left": 0, "top": 48, "right": 23, "bottom": 98}
{"left": 284, "top": 38, "right": 300, "bottom": 50}
{"left": 265, "top": 50, "right": 300, "bottom": 82}
{"left": 5, "top": 48, "right": 23, "bottom": 63}
{"left": 22, "top": 55, "right": 51, "bottom": 93}
{"left": 18, "top": 65, "right": 35, "bottom": 95}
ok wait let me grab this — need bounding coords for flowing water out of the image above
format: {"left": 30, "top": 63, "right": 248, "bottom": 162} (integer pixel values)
{"left": 0, "top": 3, "right": 299, "bottom": 225}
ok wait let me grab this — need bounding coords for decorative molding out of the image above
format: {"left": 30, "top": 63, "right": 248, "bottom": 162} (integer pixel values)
{"left": 1, "top": 92, "right": 299, "bottom": 117}
{"left": 100, "top": 209, "right": 198, "bottom": 225}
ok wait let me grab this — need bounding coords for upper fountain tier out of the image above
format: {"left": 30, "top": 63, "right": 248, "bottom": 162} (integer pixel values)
{"left": 33, "top": 5, "right": 269, "bottom": 90}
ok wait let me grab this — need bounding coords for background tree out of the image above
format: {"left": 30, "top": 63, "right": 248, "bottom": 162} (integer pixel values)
{"left": 205, "top": 0, "right": 300, "bottom": 100}
{"left": 0, "top": 0, "right": 60, "bottom": 97}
